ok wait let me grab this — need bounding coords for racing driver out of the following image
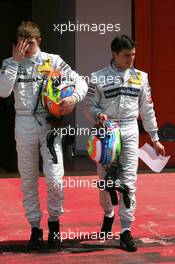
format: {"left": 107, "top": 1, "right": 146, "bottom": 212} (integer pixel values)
{"left": 0, "top": 21, "right": 88, "bottom": 249}
{"left": 84, "top": 35, "right": 165, "bottom": 252}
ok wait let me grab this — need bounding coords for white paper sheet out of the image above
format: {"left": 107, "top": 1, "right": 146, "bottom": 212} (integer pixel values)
{"left": 139, "top": 143, "right": 170, "bottom": 173}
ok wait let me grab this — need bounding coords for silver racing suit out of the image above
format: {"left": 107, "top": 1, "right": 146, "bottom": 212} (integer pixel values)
{"left": 84, "top": 62, "right": 159, "bottom": 230}
{"left": 0, "top": 49, "right": 88, "bottom": 226}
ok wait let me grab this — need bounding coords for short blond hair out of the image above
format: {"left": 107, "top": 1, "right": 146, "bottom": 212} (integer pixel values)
{"left": 17, "top": 21, "right": 41, "bottom": 39}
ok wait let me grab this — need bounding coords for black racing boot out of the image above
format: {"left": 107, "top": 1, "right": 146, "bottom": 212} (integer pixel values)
{"left": 27, "top": 227, "right": 43, "bottom": 250}
{"left": 120, "top": 230, "right": 137, "bottom": 252}
{"left": 48, "top": 220, "right": 61, "bottom": 249}
{"left": 100, "top": 215, "right": 114, "bottom": 238}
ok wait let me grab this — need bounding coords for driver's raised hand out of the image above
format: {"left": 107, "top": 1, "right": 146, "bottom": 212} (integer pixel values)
{"left": 12, "top": 38, "right": 29, "bottom": 62}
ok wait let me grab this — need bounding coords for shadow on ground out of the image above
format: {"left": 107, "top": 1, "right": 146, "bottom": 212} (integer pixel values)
{"left": 0, "top": 235, "right": 175, "bottom": 254}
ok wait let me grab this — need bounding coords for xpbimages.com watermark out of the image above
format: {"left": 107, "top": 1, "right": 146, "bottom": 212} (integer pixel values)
{"left": 53, "top": 229, "right": 119, "bottom": 242}
{"left": 51, "top": 124, "right": 115, "bottom": 139}
{"left": 53, "top": 21, "right": 121, "bottom": 35}
{"left": 53, "top": 177, "right": 122, "bottom": 191}
{"left": 56, "top": 74, "right": 121, "bottom": 87}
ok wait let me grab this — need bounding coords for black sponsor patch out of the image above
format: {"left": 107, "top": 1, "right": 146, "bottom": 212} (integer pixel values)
{"left": 104, "top": 86, "right": 140, "bottom": 99}
{"left": 17, "top": 77, "right": 42, "bottom": 83}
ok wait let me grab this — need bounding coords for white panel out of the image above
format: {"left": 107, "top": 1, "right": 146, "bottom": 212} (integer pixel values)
{"left": 75, "top": 0, "right": 132, "bottom": 153}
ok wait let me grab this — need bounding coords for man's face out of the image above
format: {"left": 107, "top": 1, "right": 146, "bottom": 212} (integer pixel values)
{"left": 22, "top": 37, "right": 41, "bottom": 58}
{"left": 112, "top": 48, "right": 136, "bottom": 70}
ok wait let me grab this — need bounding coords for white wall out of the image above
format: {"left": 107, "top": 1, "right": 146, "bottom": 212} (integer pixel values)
{"left": 75, "top": 0, "right": 132, "bottom": 153}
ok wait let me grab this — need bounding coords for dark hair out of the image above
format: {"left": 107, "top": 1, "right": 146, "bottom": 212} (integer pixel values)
{"left": 111, "top": 35, "right": 135, "bottom": 53}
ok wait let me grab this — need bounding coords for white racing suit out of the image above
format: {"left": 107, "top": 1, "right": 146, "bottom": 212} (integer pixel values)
{"left": 84, "top": 62, "right": 159, "bottom": 230}
{"left": 0, "top": 49, "right": 88, "bottom": 226}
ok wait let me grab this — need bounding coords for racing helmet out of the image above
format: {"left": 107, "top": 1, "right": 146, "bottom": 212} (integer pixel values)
{"left": 87, "top": 121, "right": 122, "bottom": 165}
{"left": 41, "top": 71, "right": 75, "bottom": 117}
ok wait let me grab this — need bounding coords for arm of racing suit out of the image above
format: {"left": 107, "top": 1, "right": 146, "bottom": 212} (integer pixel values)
{"left": 83, "top": 74, "right": 103, "bottom": 123}
{"left": 0, "top": 59, "right": 18, "bottom": 98}
{"left": 139, "top": 73, "right": 159, "bottom": 142}
{"left": 56, "top": 56, "right": 88, "bottom": 102}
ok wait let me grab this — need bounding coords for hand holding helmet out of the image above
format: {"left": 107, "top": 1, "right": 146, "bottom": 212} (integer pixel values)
{"left": 88, "top": 120, "right": 122, "bottom": 165}
{"left": 97, "top": 112, "right": 108, "bottom": 126}
{"left": 59, "top": 95, "right": 78, "bottom": 116}
{"left": 40, "top": 67, "right": 76, "bottom": 117}
{"left": 87, "top": 120, "right": 131, "bottom": 208}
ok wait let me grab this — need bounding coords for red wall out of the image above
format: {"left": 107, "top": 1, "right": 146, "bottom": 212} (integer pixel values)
{"left": 135, "top": 0, "right": 175, "bottom": 167}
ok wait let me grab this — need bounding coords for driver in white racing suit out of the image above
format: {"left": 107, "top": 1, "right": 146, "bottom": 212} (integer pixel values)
{"left": 0, "top": 21, "right": 88, "bottom": 249}
{"left": 84, "top": 35, "right": 165, "bottom": 252}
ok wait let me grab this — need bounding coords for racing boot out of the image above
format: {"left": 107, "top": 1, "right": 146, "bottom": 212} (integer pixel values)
{"left": 27, "top": 227, "right": 43, "bottom": 250}
{"left": 48, "top": 220, "right": 61, "bottom": 249}
{"left": 120, "top": 230, "right": 137, "bottom": 252}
